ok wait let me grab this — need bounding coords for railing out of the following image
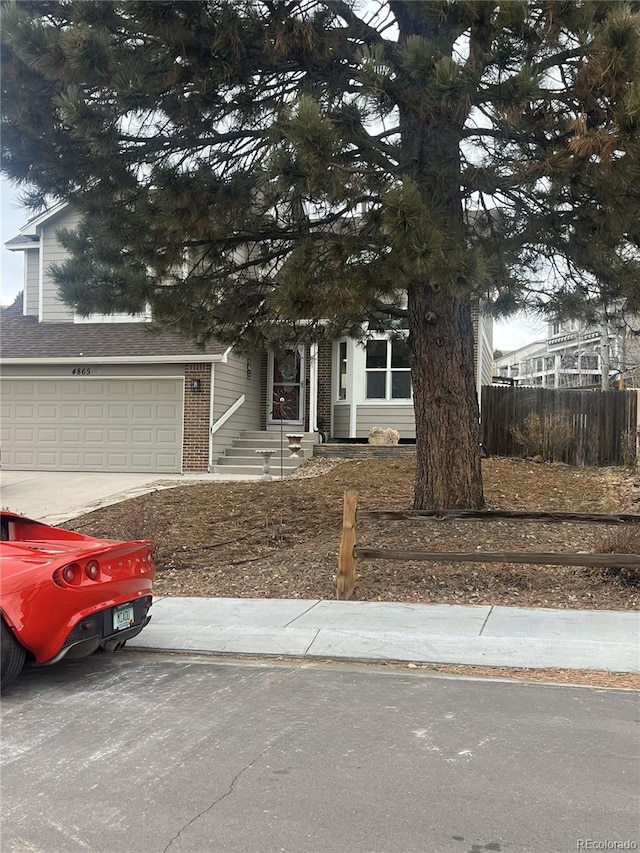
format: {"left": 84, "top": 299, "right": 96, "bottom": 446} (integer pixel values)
{"left": 208, "top": 394, "right": 245, "bottom": 471}
{"left": 336, "top": 489, "right": 640, "bottom": 600}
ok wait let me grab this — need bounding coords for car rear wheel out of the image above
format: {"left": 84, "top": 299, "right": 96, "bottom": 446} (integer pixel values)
{"left": 1, "top": 620, "right": 26, "bottom": 691}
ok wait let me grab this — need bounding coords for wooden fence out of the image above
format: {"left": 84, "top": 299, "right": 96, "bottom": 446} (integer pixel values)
{"left": 336, "top": 489, "right": 640, "bottom": 600}
{"left": 480, "top": 386, "right": 638, "bottom": 467}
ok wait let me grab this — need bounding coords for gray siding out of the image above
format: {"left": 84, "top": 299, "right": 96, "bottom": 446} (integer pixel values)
{"left": 40, "top": 208, "right": 80, "bottom": 322}
{"left": 24, "top": 250, "right": 39, "bottom": 317}
{"left": 211, "top": 351, "right": 261, "bottom": 459}
{"left": 331, "top": 403, "right": 416, "bottom": 439}
{"left": 332, "top": 404, "right": 350, "bottom": 437}
{"left": 355, "top": 405, "right": 415, "bottom": 440}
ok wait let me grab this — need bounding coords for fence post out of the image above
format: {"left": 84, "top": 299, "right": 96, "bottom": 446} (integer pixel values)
{"left": 636, "top": 390, "right": 640, "bottom": 470}
{"left": 337, "top": 489, "right": 359, "bottom": 600}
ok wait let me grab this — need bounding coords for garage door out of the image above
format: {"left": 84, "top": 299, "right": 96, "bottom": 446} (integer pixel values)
{"left": 1, "top": 378, "right": 184, "bottom": 473}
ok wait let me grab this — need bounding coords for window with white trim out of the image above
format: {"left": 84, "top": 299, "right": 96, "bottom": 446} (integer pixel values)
{"left": 365, "top": 338, "right": 412, "bottom": 400}
{"left": 338, "top": 341, "right": 348, "bottom": 400}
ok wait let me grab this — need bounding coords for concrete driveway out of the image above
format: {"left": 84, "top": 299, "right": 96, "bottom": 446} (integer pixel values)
{"left": 0, "top": 470, "right": 259, "bottom": 524}
{"left": 0, "top": 470, "right": 230, "bottom": 523}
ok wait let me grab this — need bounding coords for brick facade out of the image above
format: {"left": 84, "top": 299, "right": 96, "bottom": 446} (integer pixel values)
{"left": 317, "top": 341, "right": 333, "bottom": 438}
{"left": 183, "top": 363, "right": 212, "bottom": 472}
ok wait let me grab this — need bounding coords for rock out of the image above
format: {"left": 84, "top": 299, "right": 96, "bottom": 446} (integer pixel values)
{"left": 368, "top": 427, "right": 400, "bottom": 445}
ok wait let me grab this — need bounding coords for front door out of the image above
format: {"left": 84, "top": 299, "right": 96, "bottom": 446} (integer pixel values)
{"left": 268, "top": 345, "right": 305, "bottom": 427}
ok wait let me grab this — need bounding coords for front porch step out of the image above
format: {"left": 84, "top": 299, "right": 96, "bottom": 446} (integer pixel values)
{"left": 216, "top": 453, "right": 305, "bottom": 468}
{"left": 238, "top": 430, "right": 317, "bottom": 442}
{"left": 221, "top": 447, "right": 313, "bottom": 460}
{"left": 212, "top": 430, "right": 317, "bottom": 477}
{"left": 213, "top": 462, "right": 304, "bottom": 476}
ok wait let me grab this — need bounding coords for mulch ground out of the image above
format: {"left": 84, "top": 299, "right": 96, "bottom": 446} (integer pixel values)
{"left": 64, "top": 456, "right": 640, "bottom": 611}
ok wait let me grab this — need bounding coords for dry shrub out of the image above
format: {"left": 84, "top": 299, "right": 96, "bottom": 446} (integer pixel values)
{"left": 598, "top": 524, "right": 640, "bottom": 586}
{"left": 510, "top": 413, "right": 575, "bottom": 462}
{"left": 620, "top": 429, "right": 639, "bottom": 470}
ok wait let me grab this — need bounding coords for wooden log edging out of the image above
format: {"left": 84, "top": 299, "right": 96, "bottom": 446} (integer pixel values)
{"left": 359, "top": 509, "right": 640, "bottom": 524}
{"left": 336, "top": 490, "right": 640, "bottom": 600}
{"left": 354, "top": 548, "right": 640, "bottom": 569}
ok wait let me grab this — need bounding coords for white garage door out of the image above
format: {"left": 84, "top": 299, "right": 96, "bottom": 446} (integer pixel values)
{"left": 1, "top": 378, "right": 184, "bottom": 473}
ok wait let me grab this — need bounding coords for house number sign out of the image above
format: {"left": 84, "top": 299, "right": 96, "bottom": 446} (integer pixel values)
{"left": 71, "top": 367, "right": 92, "bottom": 375}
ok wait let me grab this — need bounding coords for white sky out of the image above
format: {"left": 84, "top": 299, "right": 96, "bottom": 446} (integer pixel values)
{"left": 1, "top": 178, "right": 547, "bottom": 351}
{"left": 1, "top": 179, "right": 26, "bottom": 306}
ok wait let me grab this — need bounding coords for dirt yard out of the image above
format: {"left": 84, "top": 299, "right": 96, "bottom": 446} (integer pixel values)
{"left": 64, "top": 456, "right": 640, "bottom": 611}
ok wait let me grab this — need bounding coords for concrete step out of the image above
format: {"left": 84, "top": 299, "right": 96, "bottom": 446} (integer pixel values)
{"left": 217, "top": 454, "right": 303, "bottom": 468}
{"left": 224, "top": 446, "right": 313, "bottom": 460}
{"left": 238, "top": 430, "right": 317, "bottom": 442}
{"left": 212, "top": 463, "right": 301, "bottom": 476}
{"left": 231, "top": 437, "right": 314, "bottom": 450}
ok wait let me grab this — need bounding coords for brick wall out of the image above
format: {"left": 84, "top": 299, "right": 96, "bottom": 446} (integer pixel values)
{"left": 317, "top": 341, "right": 332, "bottom": 438}
{"left": 183, "top": 363, "right": 211, "bottom": 472}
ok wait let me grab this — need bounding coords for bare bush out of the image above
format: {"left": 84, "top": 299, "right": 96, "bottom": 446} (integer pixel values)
{"left": 598, "top": 525, "right": 640, "bottom": 586}
{"left": 510, "top": 413, "right": 575, "bottom": 462}
{"left": 620, "top": 429, "right": 639, "bottom": 471}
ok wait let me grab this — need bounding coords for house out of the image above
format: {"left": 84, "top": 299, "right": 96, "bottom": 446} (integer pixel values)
{"left": 494, "top": 315, "right": 640, "bottom": 390}
{"left": 1, "top": 203, "right": 494, "bottom": 474}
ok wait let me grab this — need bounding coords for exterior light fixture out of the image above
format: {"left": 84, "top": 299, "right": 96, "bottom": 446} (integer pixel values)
{"left": 190, "top": 378, "right": 202, "bottom": 393}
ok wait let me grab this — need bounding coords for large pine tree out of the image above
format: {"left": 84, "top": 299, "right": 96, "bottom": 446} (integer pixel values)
{"left": 2, "top": 1, "right": 639, "bottom": 509}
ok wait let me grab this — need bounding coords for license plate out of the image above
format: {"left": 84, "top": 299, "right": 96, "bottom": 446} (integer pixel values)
{"left": 113, "top": 604, "right": 135, "bottom": 632}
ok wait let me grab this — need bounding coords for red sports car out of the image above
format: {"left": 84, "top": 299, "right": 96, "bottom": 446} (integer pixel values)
{"left": 1, "top": 510, "right": 155, "bottom": 690}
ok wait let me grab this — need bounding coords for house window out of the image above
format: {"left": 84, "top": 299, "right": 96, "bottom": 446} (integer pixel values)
{"left": 365, "top": 338, "right": 412, "bottom": 400}
{"left": 338, "top": 341, "right": 347, "bottom": 400}
{"left": 581, "top": 353, "right": 599, "bottom": 371}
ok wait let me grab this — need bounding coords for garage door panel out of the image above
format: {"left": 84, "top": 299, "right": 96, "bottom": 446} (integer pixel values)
{"left": 59, "top": 451, "right": 83, "bottom": 467}
{"left": 157, "top": 404, "right": 181, "bottom": 419}
{"left": 14, "top": 427, "right": 36, "bottom": 442}
{"left": 84, "top": 404, "right": 106, "bottom": 420}
{"left": 107, "top": 404, "right": 129, "bottom": 419}
{"left": 1, "top": 378, "right": 184, "bottom": 473}
{"left": 36, "top": 427, "right": 59, "bottom": 443}
{"left": 131, "top": 404, "right": 154, "bottom": 419}
{"left": 15, "top": 403, "right": 38, "bottom": 419}
{"left": 61, "top": 404, "right": 82, "bottom": 419}
{"left": 34, "top": 451, "right": 58, "bottom": 467}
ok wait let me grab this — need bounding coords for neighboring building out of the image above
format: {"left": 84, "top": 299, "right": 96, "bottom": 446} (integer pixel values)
{"left": 495, "top": 316, "right": 640, "bottom": 389}
{"left": 1, "top": 203, "right": 494, "bottom": 474}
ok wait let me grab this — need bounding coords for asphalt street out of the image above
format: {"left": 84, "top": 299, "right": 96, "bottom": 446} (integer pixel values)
{"left": 1, "top": 651, "right": 638, "bottom": 853}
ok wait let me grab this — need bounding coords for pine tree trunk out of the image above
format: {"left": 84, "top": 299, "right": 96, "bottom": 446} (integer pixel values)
{"left": 408, "top": 280, "right": 484, "bottom": 510}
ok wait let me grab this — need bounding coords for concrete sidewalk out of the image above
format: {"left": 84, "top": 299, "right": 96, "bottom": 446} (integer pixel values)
{"left": 3, "top": 470, "right": 638, "bottom": 674}
{"left": 130, "top": 597, "right": 640, "bottom": 673}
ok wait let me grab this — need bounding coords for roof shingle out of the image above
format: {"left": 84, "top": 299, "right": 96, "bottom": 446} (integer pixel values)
{"left": 0, "top": 313, "right": 227, "bottom": 361}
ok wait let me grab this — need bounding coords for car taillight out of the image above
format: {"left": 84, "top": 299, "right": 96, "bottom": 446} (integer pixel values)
{"left": 85, "top": 560, "right": 100, "bottom": 580}
{"left": 53, "top": 562, "right": 81, "bottom": 587}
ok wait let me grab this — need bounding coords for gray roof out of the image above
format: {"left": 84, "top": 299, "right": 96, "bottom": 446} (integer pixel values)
{"left": 0, "top": 313, "right": 227, "bottom": 361}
